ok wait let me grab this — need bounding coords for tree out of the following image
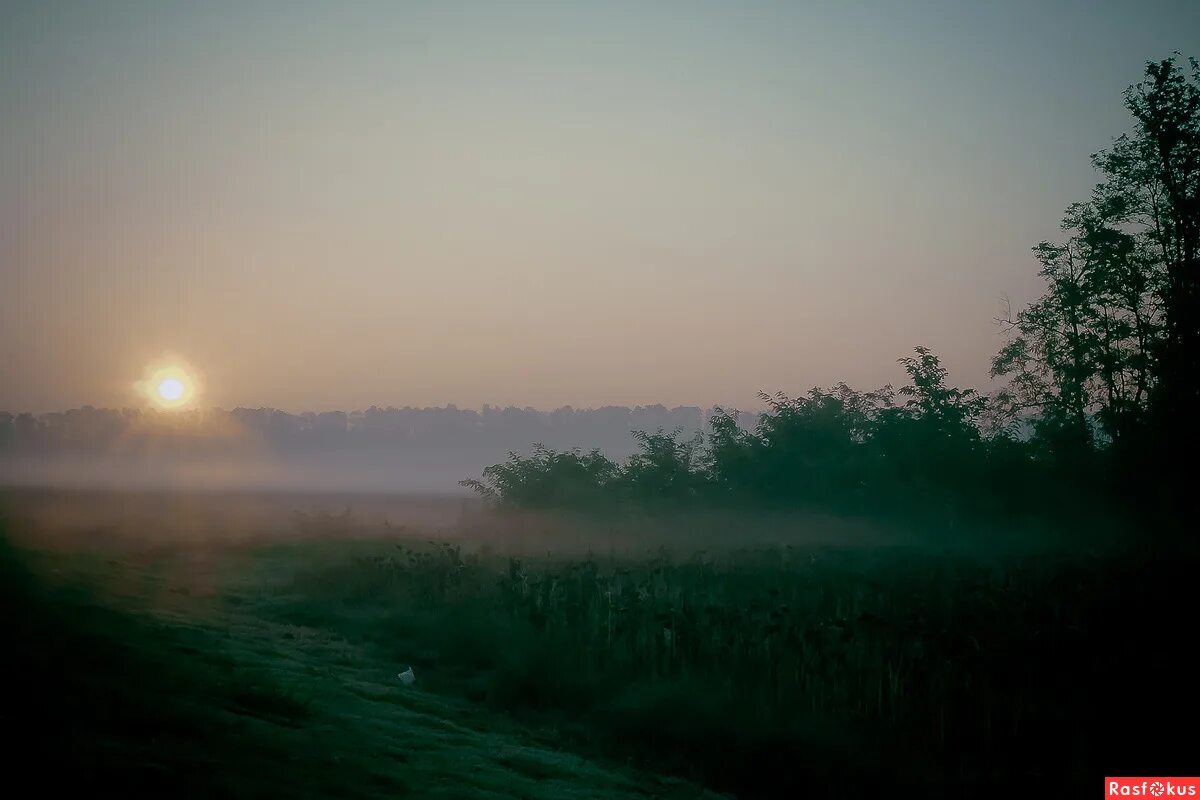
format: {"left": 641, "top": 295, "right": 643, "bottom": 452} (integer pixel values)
{"left": 459, "top": 444, "right": 619, "bottom": 509}
{"left": 992, "top": 206, "right": 1127, "bottom": 449}
{"left": 618, "top": 428, "right": 707, "bottom": 505}
{"left": 897, "top": 346, "right": 986, "bottom": 437}
{"left": 993, "top": 54, "right": 1197, "bottom": 463}
{"left": 1119, "top": 55, "right": 1200, "bottom": 450}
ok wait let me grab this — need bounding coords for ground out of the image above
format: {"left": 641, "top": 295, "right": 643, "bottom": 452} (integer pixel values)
{"left": 5, "top": 489, "right": 1196, "bottom": 798}
{"left": 3, "top": 500, "right": 718, "bottom": 799}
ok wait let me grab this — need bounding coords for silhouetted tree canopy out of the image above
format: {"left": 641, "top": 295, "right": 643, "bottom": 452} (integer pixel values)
{"left": 465, "top": 54, "right": 1199, "bottom": 527}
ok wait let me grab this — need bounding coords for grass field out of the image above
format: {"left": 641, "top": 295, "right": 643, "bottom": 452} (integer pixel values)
{"left": 4, "top": 490, "right": 1196, "bottom": 797}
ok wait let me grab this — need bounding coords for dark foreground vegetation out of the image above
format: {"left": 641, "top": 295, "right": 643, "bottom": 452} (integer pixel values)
{"left": 280, "top": 530, "right": 1198, "bottom": 797}
{"left": 0, "top": 506, "right": 712, "bottom": 799}
{"left": 5, "top": 496, "right": 1196, "bottom": 798}
{"left": 2, "top": 532, "right": 320, "bottom": 797}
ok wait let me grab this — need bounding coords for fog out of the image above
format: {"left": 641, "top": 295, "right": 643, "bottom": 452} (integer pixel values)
{"left": 0, "top": 404, "right": 755, "bottom": 492}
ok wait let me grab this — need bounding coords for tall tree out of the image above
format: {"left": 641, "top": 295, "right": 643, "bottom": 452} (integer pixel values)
{"left": 994, "top": 54, "right": 1197, "bottom": 460}
{"left": 992, "top": 212, "right": 1107, "bottom": 449}
{"left": 1119, "top": 55, "right": 1200, "bottom": 448}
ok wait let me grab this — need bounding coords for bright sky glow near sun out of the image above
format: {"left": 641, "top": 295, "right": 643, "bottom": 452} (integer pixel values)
{"left": 1, "top": 0, "right": 1197, "bottom": 412}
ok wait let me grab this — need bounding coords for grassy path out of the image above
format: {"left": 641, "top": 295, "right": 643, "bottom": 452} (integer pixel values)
{"left": 5, "top": 536, "right": 719, "bottom": 799}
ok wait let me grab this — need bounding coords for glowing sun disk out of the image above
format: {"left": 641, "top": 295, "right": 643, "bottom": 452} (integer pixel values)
{"left": 158, "top": 377, "right": 185, "bottom": 401}
{"left": 140, "top": 363, "right": 198, "bottom": 409}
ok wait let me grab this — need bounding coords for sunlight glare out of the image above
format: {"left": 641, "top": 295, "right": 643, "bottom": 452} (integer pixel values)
{"left": 138, "top": 362, "right": 199, "bottom": 409}
{"left": 158, "top": 378, "right": 185, "bottom": 402}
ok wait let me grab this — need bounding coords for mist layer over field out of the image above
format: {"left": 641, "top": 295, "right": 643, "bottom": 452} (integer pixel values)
{"left": 3, "top": 488, "right": 1191, "bottom": 798}
{"left": 0, "top": 405, "right": 735, "bottom": 492}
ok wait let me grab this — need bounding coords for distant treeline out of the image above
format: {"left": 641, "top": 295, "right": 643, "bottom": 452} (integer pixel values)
{"left": 0, "top": 404, "right": 750, "bottom": 457}
{"left": 463, "top": 54, "right": 1200, "bottom": 525}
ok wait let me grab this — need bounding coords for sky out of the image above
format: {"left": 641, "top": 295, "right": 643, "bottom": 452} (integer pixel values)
{"left": 2, "top": 0, "right": 1197, "bottom": 413}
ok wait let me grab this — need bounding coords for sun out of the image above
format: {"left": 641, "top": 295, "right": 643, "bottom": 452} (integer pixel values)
{"left": 139, "top": 363, "right": 199, "bottom": 409}
{"left": 157, "top": 377, "right": 185, "bottom": 402}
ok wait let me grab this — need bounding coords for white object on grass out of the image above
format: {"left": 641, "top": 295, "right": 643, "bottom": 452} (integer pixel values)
{"left": 398, "top": 667, "right": 416, "bottom": 685}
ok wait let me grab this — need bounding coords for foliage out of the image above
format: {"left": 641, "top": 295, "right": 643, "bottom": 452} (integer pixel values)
{"left": 463, "top": 347, "right": 1083, "bottom": 521}
{"left": 280, "top": 535, "right": 1197, "bottom": 798}
{"left": 461, "top": 444, "right": 620, "bottom": 510}
{"left": 994, "top": 53, "right": 1199, "bottom": 461}
{"left": 465, "top": 54, "right": 1198, "bottom": 522}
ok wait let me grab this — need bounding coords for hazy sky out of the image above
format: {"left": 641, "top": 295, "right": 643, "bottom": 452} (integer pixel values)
{"left": 2, "top": 0, "right": 1196, "bottom": 412}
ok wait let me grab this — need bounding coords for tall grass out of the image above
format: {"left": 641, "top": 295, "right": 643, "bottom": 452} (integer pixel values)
{"left": 275, "top": 535, "right": 1195, "bottom": 797}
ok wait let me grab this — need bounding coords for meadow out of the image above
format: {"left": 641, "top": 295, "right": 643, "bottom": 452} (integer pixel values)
{"left": 4, "top": 489, "right": 1194, "bottom": 798}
